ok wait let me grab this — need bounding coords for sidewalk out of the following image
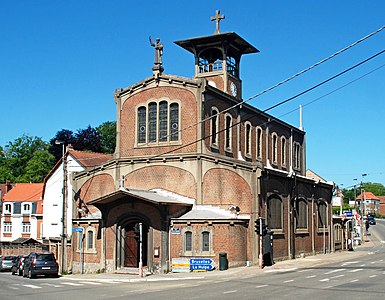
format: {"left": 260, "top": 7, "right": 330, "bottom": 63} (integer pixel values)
{"left": 64, "top": 236, "right": 378, "bottom": 283}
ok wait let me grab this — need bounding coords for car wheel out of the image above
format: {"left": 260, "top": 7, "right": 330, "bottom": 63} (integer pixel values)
{"left": 23, "top": 269, "right": 27, "bottom": 277}
{"left": 28, "top": 269, "right": 35, "bottom": 279}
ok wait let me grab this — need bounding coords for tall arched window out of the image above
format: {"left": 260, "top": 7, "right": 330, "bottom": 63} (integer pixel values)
{"left": 170, "top": 103, "right": 179, "bottom": 141}
{"left": 272, "top": 133, "right": 278, "bottom": 164}
{"left": 158, "top": 101, "right": 168, "bottom": 142}
{"left": 294, "top": 142, "right": 301, "bottom": 169}
{"left": 225, "top": 114, "right": 232, "bottom": 150}
{"left": 138, "top": 106, "right": 146, "bottom": 144}
{"left": 296, "top": 198, "right": 308, "bottom": 230}
{"left": 184, "top": 231, "right": 192, "bottom": 252}
{"left": 281, "top": 136, "right": 287, "bottom": 166}
{"left": 202, "top": 231, "right": 210, "bottom": 252}
{"left": 245, "top": 122, "right": 252, "bottom": 156}
{"left": 267, "top": 196, "right": 283, "bottom": 230}
{"left": 210, "top": 108, "right": 219, "bottom": 146}
{"left": 86, "top": 229, "right": 95, "bottom": 250}
{"left": 256, "top": 127, "right": 262, "bottom": 160}
{"left": 318, "top": 200, "right": 328, "bottom": 229}
{"left": 148, "top": 102, "right": 157, "bottom": 143}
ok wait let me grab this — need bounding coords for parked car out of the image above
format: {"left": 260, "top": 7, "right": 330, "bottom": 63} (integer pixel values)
{"left": 368, "top": 217, "right": 376, "bottom": 225}
{"left": 0, "top": 255, "right": 17, "bottom": 272}
{"left": 23, "top": 252, "right": 59, "bottom": 279}
{"left": 11, "top": 255, "right": 27, "bottom": 276}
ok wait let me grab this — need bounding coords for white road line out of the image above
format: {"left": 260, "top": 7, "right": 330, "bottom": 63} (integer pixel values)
{"left": 306, "top": 275, "right": 316, "bottom": 278}
{"left": 348, "top": 268, "right": 363, "bottom": 273}
{"left": 298, "top": 269, "right": 314, "bottom": 273}
{"left": 370, "top": 275, "right": 377, "bottom": 278}
{"left": 324, "top": 268, "right": 346, "bottom": 275}
{"left": 256, "top": 285, "right": 268, "bottom": 288}
{"left": 283, "top": 280, "right": 294, "bottom": 283}
{"left": 79, "top": 281, "right": 102, "bottom": 285}
{"left": 324, "top": 285, "right": 335, "bottom": 289}
{"left": 22, "top": 284, "right": 42, "bottom": 289}
{"left": 41, "top": 283, "right": 63, "bottom": 288}
{"left": 360, "top": 264, "right": 366, "bottom": 267}
{"left": 341, "top": 261, "right": 359, "bottom": 266}
{"left": 223, "top": 290, "right": 237, "bottom": 294}
{"left": 330, "top": 274, "right": 344, "bottom": 279}
{"left": 61, "top": 282, "right": 84, "bottom": 286}
{"left": 350, "top": 279, "right": 359, "bottom": 283}
{"left": 319, "top": 278, "right": 330, "bottom": 282}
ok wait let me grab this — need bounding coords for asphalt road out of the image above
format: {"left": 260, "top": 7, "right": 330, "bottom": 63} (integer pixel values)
{"left": 1, "top": 220, "right": 384, "bottom": 300}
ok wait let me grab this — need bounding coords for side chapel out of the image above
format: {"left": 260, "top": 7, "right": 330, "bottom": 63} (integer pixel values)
{"left": 71, "top": 11, "right": 333, "bottom": 274}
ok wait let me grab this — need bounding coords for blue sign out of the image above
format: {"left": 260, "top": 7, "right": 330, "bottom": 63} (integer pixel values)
{"left": 72, "top": 227, "right": 84, "bottom": 233}
{"left": 190, "top": 258, "right": 214, "bottom": 271}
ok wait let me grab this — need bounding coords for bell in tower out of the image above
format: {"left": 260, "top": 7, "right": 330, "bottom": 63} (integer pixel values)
{"left": 174, "top": 10, "right": 259, "bottom": 99}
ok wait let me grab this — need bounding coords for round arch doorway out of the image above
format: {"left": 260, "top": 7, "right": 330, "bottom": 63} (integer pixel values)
{"left": 123, "top": 221, "right": 148, "bottom": 268}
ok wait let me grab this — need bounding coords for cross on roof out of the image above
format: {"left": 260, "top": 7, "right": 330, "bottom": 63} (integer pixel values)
{"left": 210, "top": 10, "right": 225, "bottom": 34}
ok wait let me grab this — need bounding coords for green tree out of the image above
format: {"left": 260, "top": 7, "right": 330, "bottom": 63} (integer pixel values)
{"left": 0, "top": 134, "right": 54, "bottom": 183}
{"left": 48, "top": 129, "right": 76, "bottom": 163}
{"left": 96, "top": 121, "right": 116, "bottom": 154}
{"left": 362, "top": 182, "right": 385, "bottom": 196}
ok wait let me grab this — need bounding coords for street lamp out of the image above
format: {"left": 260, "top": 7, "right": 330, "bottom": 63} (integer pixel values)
{"left": 55, "top": 140, "right": 67, "bottom": 274}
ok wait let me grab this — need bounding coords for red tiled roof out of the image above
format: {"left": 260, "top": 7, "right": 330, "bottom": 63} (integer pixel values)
{"left": 69, "top": 150, "right": 112, "bottom": 168}
{"left": 378, "top": 196, "right": 385, "bottom": 203}
{"left": 356, "top": 191, "right": 380, "bottom": 201}
{"left": 3, "top": 183, "right": 44, "bottom": 202}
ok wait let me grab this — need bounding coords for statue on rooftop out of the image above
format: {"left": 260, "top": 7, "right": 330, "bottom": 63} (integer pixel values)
{"left": 149, "top": 36, "right": 164, "bottom": 74}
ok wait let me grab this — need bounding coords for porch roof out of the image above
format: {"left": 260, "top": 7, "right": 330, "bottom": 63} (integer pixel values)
{"left": 88, "top": 188, "right": 195, "bottom": 206}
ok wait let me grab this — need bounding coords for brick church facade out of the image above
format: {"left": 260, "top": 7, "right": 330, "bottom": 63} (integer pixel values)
{"left": 71, "top": 12, "right": 333, "bottom": 274}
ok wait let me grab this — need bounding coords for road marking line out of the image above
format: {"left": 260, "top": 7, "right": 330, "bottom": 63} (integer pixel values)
{"left": 325, "top": 268, "right": 346, "bottom": 275}
{"left": 360, "top": 264, "right": 366, "bottom": 267}
{"left": 41, "top": 283, "right": 62, "bottom": 288}
{"left": 306, "top": 275, "right": 316, "bottom": 278}
{"left": 348, "top": 268, "right": 363, "bottom": 273}
{"left": 256, "top": 285, "right": 268, "bottom": 288}
{"left": 324, "top": 286, "right": 335, "bottom": 289}
{"left": 61, "top": 282, "right": 84, "bottom": 286}
{"left": 23, "top": 284, "right": 42, "bottom": 289}
{"left": 350, "top": 279, "right": 359, "bottom": 282}
{"left": 79, "top": 281, "right": 102, "bottom": 285}
{"left": 223, "top": 290, "right": 237, "bottom": 294}
{"left": 319, "top": 278, "right": 330, "bottom": 282}
{"left": 341, "top": 261, "right": 359, "bottom": 266}
{"left": 283, "top": 280, "right": 294, "bottom": 283}
{"left": 370, "top": 275, "right": 377, "bottom": 278}
{"left": 330, "top": 274, "right": 344, "bottom": 279}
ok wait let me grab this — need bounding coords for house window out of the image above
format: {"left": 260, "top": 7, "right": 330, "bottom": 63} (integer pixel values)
{"left": 318, "top": 201, "right": 328, "bottom": 229}
{"left": 256, "top": 127, "right": 262, "bottom": 159}
{"left": 3, "top": 222, "right": 12, "bottom": 233}
{"left": 202, "top": 231, "right": 210, "bottom": 252}
{"left": 245, "top": 122, "right": 252, "bottom": 156}
{"left": 272, "top": 133, "right": 278, "bottom": 164}
{"left": 294, "top": 142, "right": 301, "bottom": 169}
{"left": 267, "top": 196, "right": 283, "bottom": 230}
{"left": 296, "top": 198, "right": 308, "bottom": 230}
{"left": 137, "top": 101, "right": 180, "bottom": 144}
{"left": 184, "top": 231, "right": 192, "bottom": 252}
{"left": 225, "top": 114, "right": 232, "bottom": 150}
{"left": 4, "top": 203, "right": 12, "bottom": 214}
{"left": 210, "top": 108, "right": 219, "bottom": 146}
{"left": 22, "top": 203, "right": 31, "bottom": 214}
{"left": 281, "top": 136, "right": 287, "bottom": 166}
{"left": 22, "top": 222, "right": 31, "bottom": 233}
{"left": 86, "top": 229, "right": 95, "bottom": 250}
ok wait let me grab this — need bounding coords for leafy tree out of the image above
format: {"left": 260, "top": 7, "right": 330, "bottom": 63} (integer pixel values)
{"left": 48, "top": 129, "right": 76, "bottom": 163}
{"left": 0, "top": 134, "right": 54, "bottom": 183}
{"left": 96, "top": 121, "right": 116, "bottom": 154}
{"left": 362, "top": 182, "right": 385, "bottom": 196}
{"left": 74, "top": 125, "right": 103, "bottom": 153}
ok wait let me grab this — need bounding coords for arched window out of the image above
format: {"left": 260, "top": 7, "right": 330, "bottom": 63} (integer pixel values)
{"left": 296, "top": 198, "right": 308, "bottom": 230}
{"left": 148, "top": 102, "right": 157, "bottom": 142}
{"left": 318, "top": 201, "right": 328, "bottom": 229}
{"left": 256, "top": 127, "right": 263, "bottom": 160}
{"left": 225, "top": 114, "right": 232, "bottom": 150}
{"left": 267, "top": 196, "right": 283, "bottom": 230}
{"left": 281, "top": 136, "right": 287, "bottom": 166}
{"left": 184, "top": 231, "right": 192, "bottom": 252}
{"left": 294, "top": 142, "right": 301, "bottom": 170}
{"left": 137, "top": 106, "right": 146, "bottom": 144}
{"left": 158, "top": 101, "right": 168, "bottom": 142}
{"left": 170, "top": 103, "right": 179, "bottom": 141}
{"left": 4, "top": 203, "right": 11, "bottom": 214}
{"left": 22, "top": 203, "right": 31, "bottom": 214}
{"left": 245, "top": 122, "right": 252, "bottom": 156}
{"left": 210, "top": 108, "right": 219, "bottom": 146}
{"left": 272, "top": 133, "right": 278, "bottom": 164}
{"left": 87, "top": 229, "right": 94, "bottom": 250}
{"left": 202, "top": 231, "right": 210, "bottom": 252}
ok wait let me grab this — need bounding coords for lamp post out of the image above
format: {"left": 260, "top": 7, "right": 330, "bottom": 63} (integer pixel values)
{"left": 360, "top": 173, "right": 367, "bottom": 243}
{"left": 55, "top": 140, "right": 67, "bottom": 274}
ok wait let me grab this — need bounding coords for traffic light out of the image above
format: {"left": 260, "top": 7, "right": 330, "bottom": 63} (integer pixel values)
{"left": 255, "top": 218, "right": 267, "bottom": 236}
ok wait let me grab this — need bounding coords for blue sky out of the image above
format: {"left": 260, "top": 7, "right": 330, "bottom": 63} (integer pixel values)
{"left": 1, "top": 1, "right": 384, "bottom": 187}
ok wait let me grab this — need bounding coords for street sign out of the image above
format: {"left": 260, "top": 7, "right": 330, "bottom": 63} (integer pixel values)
{"left": 345, "top": 211, "right": 353, "bottom": 217}
{"left": 72, "top": 227, "right": 84, "bottom": 232}
{"left": 190, "top": 258, "right": 214, "bottom": 271}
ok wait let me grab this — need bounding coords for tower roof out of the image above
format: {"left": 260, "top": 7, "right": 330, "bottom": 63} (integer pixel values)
{"left": 174, "top": 32, "right": 259, "bottom": 58}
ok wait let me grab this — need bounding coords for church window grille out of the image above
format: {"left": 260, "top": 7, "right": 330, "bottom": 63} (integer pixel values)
{"left": 86, "top": 229, "right": 95, "bottom": 251}
{"left": 296, "top": 198, "right": 308, "bottom": 230}
{"left": 226, "top": 56, "right": 238, "bottom": 77}
{"left": 281, "top": 136, "right": 287, "bottom": 166}
{"left": 138, "top": 106, "right": 146, "bottom": 144}
{"left": 184, "top": 231, "right": 192, "bottom": 252}
{"left": 318, "top": 200, "right": 328, "bottom": 229}
{"left": 272, "top": 133, "right": 278, "bottom": 164}
{"left": 267, "top": 196, "right": 283, "bottom": 230}
{"left": 159, "top": 101, "right": 168, "bottom": 142}
{"left": 148, "top": 102, "right": 157, "bottom": 143}
{"left": 294, "top": 142, "right": 301, "bottom": 170}
{"left": 210, "top": 108, "right": 219, "bottom": 146}
{"left": 245, "top": 122, "right": 252, "bottom": 156}
{"left": 170, "top": 103, "right": 179, "bottom": 141}
{"left": 225, "top": 114, "right": 232, "bottom": 150}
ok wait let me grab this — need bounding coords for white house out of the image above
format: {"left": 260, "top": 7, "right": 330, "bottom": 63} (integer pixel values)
{"left": 42, "top": 148, "right": 112, "bottom": 241}
{"left": 1, "top": 183, "right": 44, "bottom": 242}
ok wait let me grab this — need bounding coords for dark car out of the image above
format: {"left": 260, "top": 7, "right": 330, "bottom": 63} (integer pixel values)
{"left": 0, "top": 255, "right": 16, "bottom": 272}
{"left": 368, "top": 217, "right": 376, "bottom": 225}
{"left": 23, "top": 252, "right": 59, "bottom": 279}
{"left": 11, "top": 255, "right": 27, "bottom": 276}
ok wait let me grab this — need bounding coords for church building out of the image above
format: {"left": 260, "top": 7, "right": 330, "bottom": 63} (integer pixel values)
{"left": 71, "top": 11, "right": 333, "bottom": 274}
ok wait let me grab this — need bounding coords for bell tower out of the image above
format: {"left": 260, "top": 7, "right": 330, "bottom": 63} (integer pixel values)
{"left": 174, "top": 10, "right": 259, "bottom": 99}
